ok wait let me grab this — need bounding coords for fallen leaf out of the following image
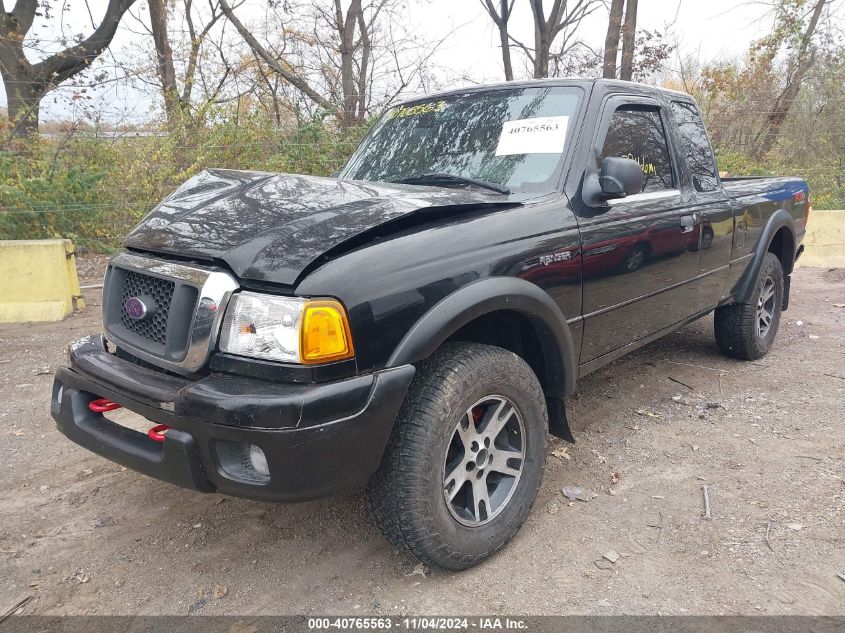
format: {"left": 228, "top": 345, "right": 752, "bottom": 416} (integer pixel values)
{"left": 636, "top": 409, "right": 661, "bottom": 418}
{"left": 551, "top": 446, "right": 571, "bottom": 461}
{"left": 594, "top": 558, "right": 614, "bottom": 571}
{"left": 602, "top": 550, "right": 619, "bottom": 563}
{"left": 547, "top": 502, "right": 559, "bottom": 515}
{"left": 562, "top": 486, "right": 596, "bottom": 502}
{"left": 213, "top": 584, "right": 228, "bottom": 599}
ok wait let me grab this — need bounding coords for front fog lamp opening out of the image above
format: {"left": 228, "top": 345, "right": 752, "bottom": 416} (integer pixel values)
{"left": 215, "top": 441, "right": 270, "bottom": 484}
{"left": 249, "top": 444, "right": 269, "bottom": 477}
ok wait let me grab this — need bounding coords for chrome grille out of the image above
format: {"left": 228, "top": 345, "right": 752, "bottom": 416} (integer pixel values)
{"left": 119, "top": 271, "right": 174, "bottom": 345}
{"left": 102, "top": 253, "right": 238, "bottom": 375}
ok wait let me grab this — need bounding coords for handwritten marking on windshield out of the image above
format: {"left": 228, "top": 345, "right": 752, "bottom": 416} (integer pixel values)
{"left": 389, "top": 100, "right": 448, "bottom": 119}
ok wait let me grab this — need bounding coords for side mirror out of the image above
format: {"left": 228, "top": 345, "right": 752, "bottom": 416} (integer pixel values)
{"left": 598, "top": 157, "right": 643, "bottom": 199}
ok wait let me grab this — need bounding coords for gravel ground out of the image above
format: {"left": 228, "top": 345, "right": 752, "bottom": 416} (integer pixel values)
{"left": 0, "top": 264, "right": 843, "bottom": 616}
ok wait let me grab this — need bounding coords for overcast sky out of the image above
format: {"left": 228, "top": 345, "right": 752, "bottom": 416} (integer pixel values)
{"left": 1, "top": 0, "right": 782, "bottom": 124}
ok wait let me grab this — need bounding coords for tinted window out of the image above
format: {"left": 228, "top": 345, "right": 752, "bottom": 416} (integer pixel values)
{"left": 600, "top": 106, "right": 673, "bottom": 192}
{"left": 670, "top": 101, "right": 719, "bottom": 192}
{"left": 339, "top": 87, "right": 582, "bottom": 194}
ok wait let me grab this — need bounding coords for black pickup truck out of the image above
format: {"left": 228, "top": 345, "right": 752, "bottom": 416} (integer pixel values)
{"left": 51, "top": 79, "right": 809, "bottom": 570}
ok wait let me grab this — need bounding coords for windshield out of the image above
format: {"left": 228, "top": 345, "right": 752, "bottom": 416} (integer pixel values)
{"left": 338, "top": 86, "right": 583, "bottom": 195}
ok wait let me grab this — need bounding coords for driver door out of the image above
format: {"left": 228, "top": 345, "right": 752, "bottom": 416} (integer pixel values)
{"left": 577, "top": 97, "right": 702, "bottom": 363}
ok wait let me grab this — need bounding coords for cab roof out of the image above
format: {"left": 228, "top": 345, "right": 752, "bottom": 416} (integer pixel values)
{"left": 395, "top": 78, "right": 692, "bottom": 107}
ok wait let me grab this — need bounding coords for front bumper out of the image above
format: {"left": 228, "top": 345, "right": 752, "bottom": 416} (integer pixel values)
{"left": 51, "top": 336, "right": 415, "bottom": 502}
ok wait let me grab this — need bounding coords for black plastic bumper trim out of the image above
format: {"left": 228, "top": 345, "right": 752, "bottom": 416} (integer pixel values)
{"left": 52, "top": 336, "right": 416, "bottom": 502}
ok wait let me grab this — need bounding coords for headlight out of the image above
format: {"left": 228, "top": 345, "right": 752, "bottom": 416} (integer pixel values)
{"left": 219, "top": 292, "right": 354, "bottom": 364}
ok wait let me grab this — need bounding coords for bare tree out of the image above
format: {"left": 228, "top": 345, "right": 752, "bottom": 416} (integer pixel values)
{"left": 527, "top": 0, "right": 602, "bottom": 78}
{"left": 619, "top": 0, "right": 638, "bottom": 80}
{"left": 149, "top": 0, "right": 180, "bottom": 123}
{"left": 756, "top": 0, "right": 830, "bottom": 154}
{"left": 218, "top": 0, "right": 440, "bottom": 128}
{"left": 480, "top": 0, "right": 516, "bottom": 80}
{"left": 0, "top": 0, "right": 139, "bottom": 138}
{"left": 602, "top": 0, "right": 624, "bottom": 78}
{"left": 145, "top": 0, "right": 228, "bottom": 125}
{"left": 219, "top": 0, "right": 341, "bottom": 119}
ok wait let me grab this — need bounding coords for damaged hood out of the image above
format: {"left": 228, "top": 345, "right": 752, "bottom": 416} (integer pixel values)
{"left": 124, "top": 169, "right": 518, "bottom": 285}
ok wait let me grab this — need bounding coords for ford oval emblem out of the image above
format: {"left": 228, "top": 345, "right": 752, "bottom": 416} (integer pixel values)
{"left": 124, "top": 297, "right": 148, "bottom": 320}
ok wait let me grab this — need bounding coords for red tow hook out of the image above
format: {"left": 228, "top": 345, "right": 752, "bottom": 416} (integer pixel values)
{"left": 89, "top": 398, "right": 171, "bottom": 442}
{"left": 89, "top": 398, "right": 122, "bottom": 413}
{"left": 147, "top": 424, "right": 171, "bottom": 443}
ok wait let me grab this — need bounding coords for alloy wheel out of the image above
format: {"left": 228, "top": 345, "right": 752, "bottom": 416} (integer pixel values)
{"left": 442, "top": 395, "right": 526, "bottom": 527}
{"left": 756, "top": 276, "right": 776, "bottom": 338}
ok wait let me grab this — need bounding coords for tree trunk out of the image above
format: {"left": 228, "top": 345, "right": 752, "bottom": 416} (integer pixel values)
{"left": 619, "top": 0, "right": 638, "bottom": 81}
{"left": 756, "top": 0, "right": 827, "bottom": 157}
{"left": 603, "top": 0, "right": 624, "bottom": 78}
{"left": 534, "top": 26, "right": 551, "bottom": 78}
{"left": 5, "top": 80, "right": 41, "bottom": 140}
{"left": 481, "top": 0, "right": 515, "bottom": 81}
{"left": 335, "top": 0, "right": 363, "bottom": 129}
{"left": 356, "top": 7, "right": 370, "bottom": 121}
{"left": 498, "top": 18, "right": 513, "bottom": 80}
{"left": 149, "top": 0, "right": 181, "bottom": 125}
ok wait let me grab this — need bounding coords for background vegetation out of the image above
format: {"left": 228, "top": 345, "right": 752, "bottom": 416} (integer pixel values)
{"left": 0, "top": 0, "right": 842, "bottom": 250}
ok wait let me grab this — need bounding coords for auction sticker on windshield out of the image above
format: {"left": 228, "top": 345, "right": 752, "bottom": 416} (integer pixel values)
{"left": 495, "top": 115, "right": 569, "bottom": 156}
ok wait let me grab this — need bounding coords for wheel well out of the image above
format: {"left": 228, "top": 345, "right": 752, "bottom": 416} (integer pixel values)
{"left": 633, "top": 241, "right": 651, "bottom": 254}
{"left": 444, "top": 310, "right": 549, "bottom": 392}
{"left": 767, "top": 226, "right": 795, "bottom": 275}
{"left": 441, "top": 308, "right": 575, "bottom": 442}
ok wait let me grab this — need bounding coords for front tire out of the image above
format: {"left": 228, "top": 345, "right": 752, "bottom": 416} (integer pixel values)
{"left": 367, "top": 342, "right": 548, "bottom": 570}
{"left": 714, "top": 251, "right": 784, "bottom": 360}
{"left": 621, "top": 244, "right": 649, "bottom": 272}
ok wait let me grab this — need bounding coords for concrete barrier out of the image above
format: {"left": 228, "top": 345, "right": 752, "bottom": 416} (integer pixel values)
{"left": 797, "top": 209, "right": 845, "bottom": 269}
{"left": 0, "top": 239, "right": 85, "bottom": 323}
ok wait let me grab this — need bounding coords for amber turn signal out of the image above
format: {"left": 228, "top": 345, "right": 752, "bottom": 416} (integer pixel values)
{"left": 299, "top": 300, "right": 355, "bottom": 364}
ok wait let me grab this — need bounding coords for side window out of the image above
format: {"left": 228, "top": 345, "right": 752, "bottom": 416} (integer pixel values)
{"left": 670, "top": 101, "right": 719, "bottom": 192}
{"left": 600, "top": 105, "right": 673, "bottom": 193}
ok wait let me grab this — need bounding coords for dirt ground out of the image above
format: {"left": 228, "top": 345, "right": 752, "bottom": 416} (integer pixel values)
{"left": 1, "top": 263, "right": 843, "bottom": 616}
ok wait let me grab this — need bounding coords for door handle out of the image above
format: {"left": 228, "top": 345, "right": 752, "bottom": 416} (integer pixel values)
{"left": 680, "top": 214, "right": 696, "bottom": 233}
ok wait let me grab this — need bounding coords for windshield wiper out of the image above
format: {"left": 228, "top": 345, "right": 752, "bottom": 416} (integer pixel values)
{"left": 392, "top": 173, "right": 510, "bottom": 195}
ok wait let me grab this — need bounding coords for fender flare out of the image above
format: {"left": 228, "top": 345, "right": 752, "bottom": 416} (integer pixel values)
{"left": 387, "top": 277, "right": 577, "bottom": 398}
{"left": 732, "top": 208, "right": 796, "bottom": 304}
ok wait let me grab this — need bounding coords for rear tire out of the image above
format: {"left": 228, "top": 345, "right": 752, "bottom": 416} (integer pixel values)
{"left": 367, "top": 342, "right": 548, "bottom": 571}
{"left": 714, "top": 251, "right": 784, "bottom": 360}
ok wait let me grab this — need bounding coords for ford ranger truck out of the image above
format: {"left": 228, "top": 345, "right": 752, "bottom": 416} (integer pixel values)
{"left": 51, "top": 79, "right": 809, "bottom": 570}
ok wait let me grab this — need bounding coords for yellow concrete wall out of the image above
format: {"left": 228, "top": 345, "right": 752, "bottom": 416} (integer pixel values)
{"left": 797, "top": 209, "right": 845, "bottom": 268}
{"left": 0, "top": 240, "right": 85, "bottom": 323}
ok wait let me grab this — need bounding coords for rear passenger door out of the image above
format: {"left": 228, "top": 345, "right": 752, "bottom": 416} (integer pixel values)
{"left": 578, "top": 96, "right": 702, "bottom": 363}
{"left": 668, "top": 99, "right": 734, "bottom": 306}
